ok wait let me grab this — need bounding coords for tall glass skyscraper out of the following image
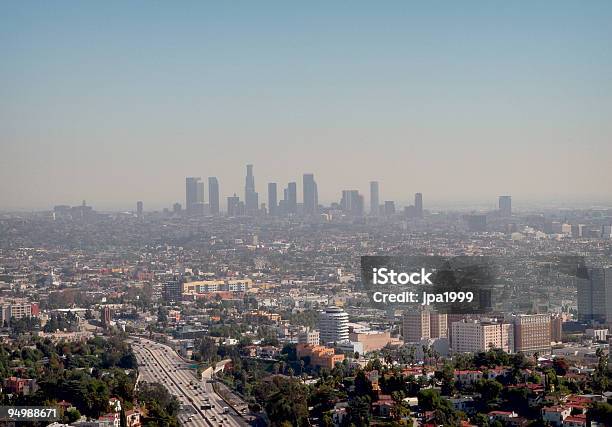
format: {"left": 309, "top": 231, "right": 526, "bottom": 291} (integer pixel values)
{"left": 208, "top": 177, "right": 219, "bottom": 215}
{"left": 268, "top": 182, "right": 277, "bottom": 216}
{"left": 303, "top": 173, "right": 318, "bottom": 215}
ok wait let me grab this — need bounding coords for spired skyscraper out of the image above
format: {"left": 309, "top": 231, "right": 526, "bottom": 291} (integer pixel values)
{"left": 208, "top": 177, "right": 219, "bottom": 215}
{"left": 185, "top": 177, "right": 204, "bottom": 215}
{"left": 499, "top": 195, "right": 512, "bottom": 217}
{"left": 370, "top": 181, "right": 379, "bottom": 216}
{"left": 268, "top": 183, "right": 278, "bottom": 216}
{"left": 244, "top": 164, "right": 259, "bottom": 214}
{"left": 302, "top": 173, "right": 318, "bottom": 215}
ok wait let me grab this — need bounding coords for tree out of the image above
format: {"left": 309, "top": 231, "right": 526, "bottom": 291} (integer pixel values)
{"left": 418, "top": 389, "right": 442, "bottom": 411}
{"left": 263, "top": 377, "right": 309, "bottom": 427}
{"left": 65, "top": 408, "right": 81, "bottom": 423}
{"left": 197, "top": 337, "right": 218, "bottom": 363}
{"left": 475, "top": 379, "right": 503, "bottom": 406}
{"left": 347, "top": 395, "right": 371, "bottom": 427}
{"left": 587, "top": 402, "right": 612, "bottom": 426}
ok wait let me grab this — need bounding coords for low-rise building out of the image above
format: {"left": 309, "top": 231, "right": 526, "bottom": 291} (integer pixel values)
{"left": 296, "top": 343, "right": 345, "bottom": 370}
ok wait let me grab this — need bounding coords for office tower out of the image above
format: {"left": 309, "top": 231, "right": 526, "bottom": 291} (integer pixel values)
{"left": 244, "top": 164, "right": 259, "bottom": 214}
{"left": 577, "top": 267, "right": 612, "bottom": 323}
{"left": 499, "top": 195, "right": 512, "bottom": 217}
{"left": 319, "top": 306, "right": 349, "bottom": 344}
{"left": 303, "top": 173, "right": 318, "bottom": 215}
{"left": 268, "top": 183, "right": 278, "bottom": 216}
{"left": 402, "top": 309, "right": 430, "bottom": 342}
{"left": 511, "top": 314, "right": 551, "bottom": 355}
{"left": 208, "top": 177, "right": 219, "bottom": 215}
{"left": 415, "top": 192, "right": 423, "bottom": 218}
{"left": 340, "top": 190, "right": 364, "bottom": 216}
{"left": 451, "top": 319, "right": 514, "bottom": 353}
{"left": 136, "top": 201, "right": 143, "bottom": 218}
{"left": 550, "top": 315, "right": 563, "bottom": 342}
{"left": 384, "top": 201, "right": 395, "bottom": 216}
{"left": 286, "top": 182, "right": 297, "bottom": 214}
{"left": 227, "top": 194, "right": 240, "bottom": 217}
{"left": 370, "top": 181, "right": 379, "bottom": 216}
{"left": 162, "top": 281, "right": 183, "bottom": 302}
{"left": 429, "top": 312, "right": 448, "bottom": 338}
{"left": 185, "top": 177, "right": 204, "bottom": 215}
{"left": 172, "top": 202, "right": 182, "bottom": 214}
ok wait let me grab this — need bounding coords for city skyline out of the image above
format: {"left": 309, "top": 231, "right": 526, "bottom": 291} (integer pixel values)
{"left": 4, "top": 163, "right": 612, "bottom": 213}
{"left": 2, "top": 2, "right": 612, "bottom": 210}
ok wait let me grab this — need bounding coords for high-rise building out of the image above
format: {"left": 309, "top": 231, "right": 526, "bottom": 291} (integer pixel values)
{"left": 185, "top": 177, "right": 204, "bottom": 215}
{"left": 303, "top": 173, "right": 318, "bottom": 215}
{"left": 286, "top": 182, "right": 297, "bottom": 214}
{"left": 499, "top": 195, "right": 512, "bottom": 217}
{"left": 402, "top": 309, "right": 447, "bottom": 341}
{"left": 430, "top": 312, "right": 448, "bottom": 338}
{"left": 319, "top": 306, "right": 349, "bottom": 344}
{"left": 511, "top": 314, "right": 551, "bottom": 355}
{"left": 550, "top": 315, "right": 563, "bottom": 342}
{"left": 577, "top": 267, "right": 612, "bottom": 323}
{"left": 340, "top": 190, "right": 364, "bottom": 216}
{"left": 384, "top": 201, "right": 395, "bottom": 216}
{"left": 402, "top": 309, "right": 430, "bottom": 342}
{"left": 415, "top": 193, "right": 423, "bottom": 218}
{"left": 370, "top": 181, "right": 379, "bottom": 216}
{"left": 451, "top": 319, "right": 514, "bottom": 353}
{"left": 268, "top": 183, "right": 277, "bottom": 216}
{"left": 208, "top": 177, "right": 219, "bottom": 215}
{"left": 227, "top": 194, "right": 240, "bottom": 217}
{"left": 244, "top": 164, "right": 259, "bottom": 214}
{"left": 136, "top": 201, "right": 143, "bottom": 218}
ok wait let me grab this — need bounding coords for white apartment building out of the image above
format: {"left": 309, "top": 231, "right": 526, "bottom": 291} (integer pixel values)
{"left": 319, "top": 306, "right": 349, "bottom": 344}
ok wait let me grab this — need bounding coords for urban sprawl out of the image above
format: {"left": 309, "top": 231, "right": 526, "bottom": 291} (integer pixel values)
{"left": 0, "top": 164, "right": 611, "bottom": 427}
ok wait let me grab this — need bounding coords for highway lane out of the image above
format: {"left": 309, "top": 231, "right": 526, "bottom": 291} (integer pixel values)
{"left": 130, "top": 337, "right": 245, "bottom": 427}
{"left": 131, "top": 340, "right": 207, "bottom": 427}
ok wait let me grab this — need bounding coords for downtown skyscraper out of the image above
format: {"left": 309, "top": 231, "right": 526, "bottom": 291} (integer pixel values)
{"left": 244, "top": 164, "right": 259, "bottom": 214}
{"left": 268, "top": 182, "right": 277, "bottom": 216}
{"left": 303, "top": 173, "right": 318, "bottom": 215}
{"left": 285, "top": 182, "right": 297, "bottom": 214}
{"left": 208, "top": 177, "right": 219, "bottom": 215}
{"left": 185, "top": 177, "right": 204, "bottom": 215}
{"left": 415, "top": 192, "right": 423, "bottom": 218}
{"left": 499, "top": 195, "right": 512, "bottom": 217}
{"left": 370, "top": 181, "right": 379, "bottom": 216}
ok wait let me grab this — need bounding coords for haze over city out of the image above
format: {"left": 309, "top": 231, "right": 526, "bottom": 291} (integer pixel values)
{"left": 1, "top": 1, "right": 611, "bottom": 210}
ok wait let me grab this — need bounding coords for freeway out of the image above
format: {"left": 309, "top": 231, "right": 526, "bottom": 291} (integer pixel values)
{"left": 130, "top": 337, "right": 246, "bottom": 427}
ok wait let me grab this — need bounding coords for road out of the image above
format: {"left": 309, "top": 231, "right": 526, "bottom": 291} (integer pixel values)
{"left": 129, "top": 337, "right": 246, "bottom": 427}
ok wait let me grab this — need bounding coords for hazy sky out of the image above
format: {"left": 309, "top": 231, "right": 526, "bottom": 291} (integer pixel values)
{"left": 1, "top": 1, "right": 611, "bottom": 210}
